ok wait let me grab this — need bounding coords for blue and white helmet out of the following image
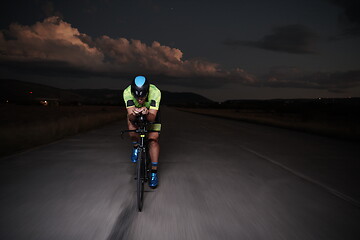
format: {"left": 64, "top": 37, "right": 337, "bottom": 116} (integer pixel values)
{"left": 131, "top": 76, "right": 149, "bottom": 98}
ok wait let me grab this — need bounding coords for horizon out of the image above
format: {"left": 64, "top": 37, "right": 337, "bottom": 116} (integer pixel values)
{"left": 2, "top": 78, "right": 358, "bottom": 103}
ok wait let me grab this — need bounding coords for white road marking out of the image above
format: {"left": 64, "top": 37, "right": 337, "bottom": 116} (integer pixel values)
{"left": 239, "top": 144, "right": 360, "bottom": 208}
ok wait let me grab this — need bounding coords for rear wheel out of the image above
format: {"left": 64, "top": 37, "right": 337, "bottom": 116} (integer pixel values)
{"left": 137, "top": 149, "right": 145, "bottom": 211}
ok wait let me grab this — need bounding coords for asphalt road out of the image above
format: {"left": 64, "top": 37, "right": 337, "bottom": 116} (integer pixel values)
{"left": 1, "top": 107, "right": 359, "bottom": 240}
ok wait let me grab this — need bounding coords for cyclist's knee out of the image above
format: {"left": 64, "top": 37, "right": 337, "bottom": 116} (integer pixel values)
{"left": 148, "top": 132, "right": 159, "bottom": 140}
{"left": 129, "top": 132, "right": 138, "bottom": 139}
{"left": 148, "top": 138, "right": 159, "bottom": 145}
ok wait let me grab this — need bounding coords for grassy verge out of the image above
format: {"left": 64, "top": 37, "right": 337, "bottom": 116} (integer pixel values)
{"left": 177, "top": 108, "right": 360, "bottom": 141}
{"left": 0, "top": 105, "right": 126, "bottom": 157}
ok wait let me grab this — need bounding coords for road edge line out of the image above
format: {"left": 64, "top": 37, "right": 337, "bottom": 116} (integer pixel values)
{"left": 239, "top": 144, "right": 360, "bottom": 208}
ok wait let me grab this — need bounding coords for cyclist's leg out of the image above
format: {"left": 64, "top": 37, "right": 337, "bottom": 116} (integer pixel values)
{"left": 127, "top": 117, "right": 139, "bottom": 143}
{"left": 148, "top": 132, "right": 160, "bottom": 170}
{"left": 148, "top": 131, "right": 159, "bottom": 188}
{"left": 148, "top": 109, "right": 161, "bottom": 170}
{"left": 127, "top": 117, "right": 140, "bottom": 162}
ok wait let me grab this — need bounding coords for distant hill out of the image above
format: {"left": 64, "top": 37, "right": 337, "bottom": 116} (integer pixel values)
{"left": 70, "top": 89, "right": 214, "bottom": 106}
{"left": 70, "top": 89, "right": 123, "bottom": 105}
{"left": 0, "top": 79, "right": 84, "bottom": 104}
{"left": 0, "top": 79, "right": 214, "bottom": 106}
{"left": 161, "top": 91, "right": 213, "bottom": 106}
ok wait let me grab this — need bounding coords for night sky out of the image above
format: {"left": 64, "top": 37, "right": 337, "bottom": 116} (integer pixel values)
{"left": 1, "top": 0, "right": 360, "bottom": 101}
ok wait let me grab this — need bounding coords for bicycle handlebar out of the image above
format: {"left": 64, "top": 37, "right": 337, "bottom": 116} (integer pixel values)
{"left": 121, "top": 114, "right": 160, "bottom": 138}
{"left": 120, "top": 128, "right": 160, "bottom": 139}
{"left": 121, "top": 129, "right": 160, "bottom": 133}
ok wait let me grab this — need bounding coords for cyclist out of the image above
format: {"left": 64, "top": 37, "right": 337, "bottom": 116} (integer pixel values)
{"left": 123, "top": 76, "right": 161, "bottom": 189}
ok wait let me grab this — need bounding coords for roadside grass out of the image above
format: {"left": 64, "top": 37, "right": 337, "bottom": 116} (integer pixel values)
{"left": 177, "top": 108, "right": 360, "bottom": 141}
{"left": 0, "top": 105, "right": 126, "bottom": 157}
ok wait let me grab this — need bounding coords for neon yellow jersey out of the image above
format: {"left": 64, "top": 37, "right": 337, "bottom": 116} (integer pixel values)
{"left": 123, "top": 84, "right": 161, "bottom": 110}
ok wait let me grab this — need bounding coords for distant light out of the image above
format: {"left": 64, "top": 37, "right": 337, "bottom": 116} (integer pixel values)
{"left": 318, "top": 98, "right": 321, "bottom": 100}
{"left": 6, "top": 100, "right": 9, "bottom": 103}
{"left": 40, "top": 100, "right": 49, "bottom": 106}
{"left": 29, "top": 92, "right": 33, "bottom": 94}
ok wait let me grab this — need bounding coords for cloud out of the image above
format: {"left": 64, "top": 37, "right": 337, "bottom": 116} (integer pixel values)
{"left": 327, "top": 0, "right": 360, "bottom": 39}
{"left": 224, "top": 24, "right": 318, "bottom": 54}
{"left": 0, "top": 17, "right": 104, "bottom": 67}
{"left": 2, "top": 17, "right": 357, "bottom": 93}
{"left": 263, "top": 66, "right": 360, "bottom": 92}
{"left": 0, "top": 17, "right": 256, "bottom": 88}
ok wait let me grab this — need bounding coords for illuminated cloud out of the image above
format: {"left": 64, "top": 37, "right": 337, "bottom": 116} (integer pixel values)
{"left": 224, "top": 24, "right": 318, "bottom": 54}
{"left": 0, "top": 17, "right": 104, "bottom": 68}
{"left": 0, "top": 17, "right": 256, "bottom": 88}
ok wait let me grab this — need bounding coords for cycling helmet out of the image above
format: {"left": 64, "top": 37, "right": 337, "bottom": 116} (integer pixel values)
{"left": 131, "top": 76, "right": 149, "bottom": 98}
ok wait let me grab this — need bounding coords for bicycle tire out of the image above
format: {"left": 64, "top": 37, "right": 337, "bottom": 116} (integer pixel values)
{"left": 137, "top": 149, "right": 145, "bottom": 212}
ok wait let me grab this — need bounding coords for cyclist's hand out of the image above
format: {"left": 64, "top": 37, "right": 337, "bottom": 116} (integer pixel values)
{"left": 141, "top": 107, "right": 149, "bottom": 115}
{"left": 132, "top": 107, "right": 148, "bottom": 116}
{"left": 132, "top": 108, "right": 141, "bottom": 115}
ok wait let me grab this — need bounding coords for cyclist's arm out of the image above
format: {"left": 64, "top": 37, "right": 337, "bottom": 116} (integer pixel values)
{"left": 126, "top": 106, "right": 138, "bottom": 122}
{"left": 146, "top": 87, "right": 160, "bottom": 122}
{"left": 146, "top": 109, "right": 157, "bottom": 122}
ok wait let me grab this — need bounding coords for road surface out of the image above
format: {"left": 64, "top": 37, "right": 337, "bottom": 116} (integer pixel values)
{"left": 1, "top": 107, "right": 359, "bottom": 240}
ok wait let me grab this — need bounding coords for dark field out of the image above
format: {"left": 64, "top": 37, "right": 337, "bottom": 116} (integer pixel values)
{"left": 177, "top": 98, "right": 360, "bottom": 141}
{"left": 0, "top": 105, "right": 123, "bottom": 126}
{"left": 0, "top": 105, "right": 126, "bottom": 157}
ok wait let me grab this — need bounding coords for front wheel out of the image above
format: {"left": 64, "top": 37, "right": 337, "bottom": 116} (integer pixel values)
{"left": 137, "top": 149, "right": 145, "bottom": 212}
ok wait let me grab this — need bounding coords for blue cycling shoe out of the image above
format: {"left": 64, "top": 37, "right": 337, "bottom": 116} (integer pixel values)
{"left": 131, "top": 147, "right": 139, "bottom": 163}
{"left": 149, "top": 172, "right": 158, "bottom": 189}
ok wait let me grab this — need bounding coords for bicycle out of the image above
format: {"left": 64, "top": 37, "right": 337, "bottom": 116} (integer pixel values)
{"left": 121, "top": 114, "right": 160, "bottom": 212}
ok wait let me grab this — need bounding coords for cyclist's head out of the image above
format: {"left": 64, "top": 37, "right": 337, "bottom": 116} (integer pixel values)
{"left": 131, "top": 76, "right": 149, "bottom": 99}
